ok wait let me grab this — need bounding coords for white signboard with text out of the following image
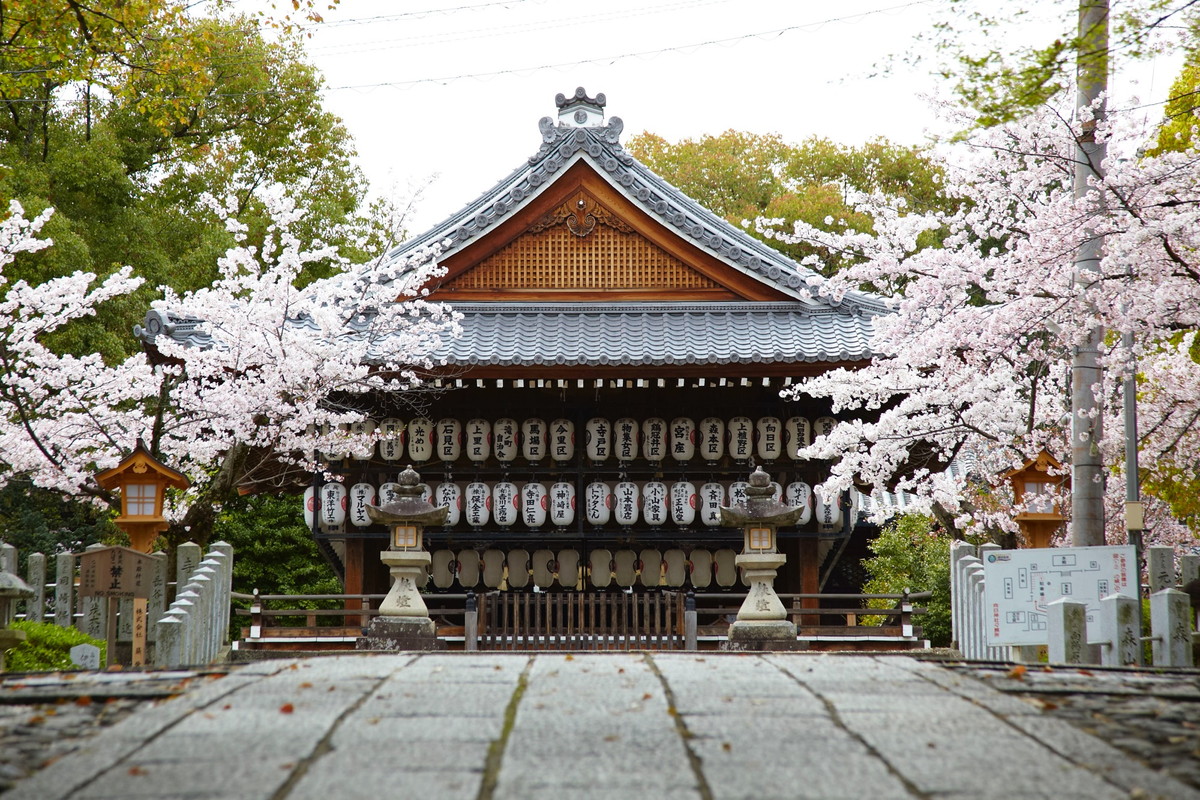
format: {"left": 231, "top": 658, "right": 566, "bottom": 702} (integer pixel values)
{"left": 982, "top": 545, "right": 1137, "bottom": 645}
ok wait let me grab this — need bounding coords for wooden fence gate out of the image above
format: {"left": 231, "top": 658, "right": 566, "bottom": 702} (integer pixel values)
{"left": 477, "top": 590, "right": 686, "bottom": 650}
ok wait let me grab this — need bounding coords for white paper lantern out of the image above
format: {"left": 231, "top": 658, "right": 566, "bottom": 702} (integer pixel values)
{"left": 613, "top": 550, "right": 638, "bottom": 587}
{"left": 379, "top": 481, "right": 401, "bottom": 505}
{"left": 493, "top": 418, "right": 519, "bottom": 463}
{"left": 813, "top": 415, "right": 839, "bottom": 440}
{"left": 585, "top": 417, "right": 612, "bottom": 462}
{"left": 689, "top": 549, "right": 713, "bottom": 588}
{"left": 320, "top": 482, "right": 347, "bottom": 527}
{"left": 639, "top": 549, "right": 662, "bottom": 587}
{"left": 482, "top": 549, "right": 505, "bottom": 588}
{"left": 457, "top": 550, "right": 481, "bottom": 588}
{"left": 432, "top": 550, "right": 457, "bottom": 589}
{"left": 465, "top": 481, "right": 491, "bottom": 527}
{"left": 549, "top": 481, "right": 576, "bottom": 527}
{"left": 407, "top": 417, "right": 433, "bottom": 462}
{"left": 319, "top": 423, "right": 349, "bottom": 462}
{"left": 419, "top": 483, "right": 433, "bottom": 505}
{"left": 492, "top": 481, "right": 519, "bottom": 527}
{"left": 557, "top": 549, "right": 580, "bottom": 589}
{"left": 378, "top": 418, "right": 405, "bottom": 461}
{"left": 641, "top": 417, "right": 667, "bottom": 462}
{"left": 756, "top": 416, "right": 783, "bottom": 462}
{"left": 699, "top": 482, "right": 725, "bottom": 527}
{"left": 521, "top": 418, "right": 547, "bottom": 462}
{"left": 699, "top": 417, "right": 725, "bottom": 463}
{"left": 349, "top": 419, "right": 376, "bottom": 461}
{"left": 614, "top": 418, "right": 638, "bottom": 463}
{"left": 465, "top": 419, "right": 491, "bottom": 463}
{"left": 435, "top": 418, "right": 462, "bottom": 463}
{"left": 771, "top": 481, "right": 784, "bottom": 503}
{"left": 589, "top": 549, "right": 613, "bottom": 588}
{"left": 785, "top": 416, "right": 811, "bottom": 460}
{"left": 642, "top": 481, "right": 669, "bottom": 526}
{"left": 435, "top": 482, "right": 462, "bottom": 527}
{"left": 521, "top": 482, "right": 548, "bottom": 527}
{"left": 729, "top": 481, "right": 749, "bottom": 508}
{"left": 613, "top": 481, "right": 639, "bottom": 527}
{"left": 670, "top": 481, "right": 697, "bottom": 527}
{"left": 548, "top": 418, "right": 574, "bottom": 463}
{"left": 670, "top": 417, "right": 696, "bottom": 462}
{"left": 816, "top": 487, "right": 842, "bottom": 527}
{"left": 663, "top": 549, "right": 688, "bottom": 587}
{"left": 786, "top": 482, "right": 813, "bottom": 525}
{"left": 349, "top": 483, "right": 375, "bottom": 528}
{"left": 714, "top": 548, "right": 738, "bottom": 588}
{"left": 507, "top": 549, "right": 530, "bottom": 588}
{"left": 531, "top": 549, "right": 556, "bottom": 588}
{"left": 585, "top": 482, "right": 612, "bottom": 526}
{"left": 727, "top": 416, "right": 753, "bottom": 461}
{"left": 303, "top": 486, "right": 315, "bottom": 529}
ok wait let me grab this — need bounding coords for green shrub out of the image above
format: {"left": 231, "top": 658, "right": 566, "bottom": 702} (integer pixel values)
{"left": 861, "top": 514, "right": 953, "bottom": 647}
{"left": 3, "top": 621, "right": 106, "bottom": 672}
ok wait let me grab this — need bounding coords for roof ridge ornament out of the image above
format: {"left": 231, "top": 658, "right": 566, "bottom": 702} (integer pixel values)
{"left": 556, "top": 87, "right": 606, "bottom": 126}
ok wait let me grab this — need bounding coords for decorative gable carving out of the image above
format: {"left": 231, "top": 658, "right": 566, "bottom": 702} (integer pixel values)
{"left": 439, "top": 189, "right": 734, "bottom": 299}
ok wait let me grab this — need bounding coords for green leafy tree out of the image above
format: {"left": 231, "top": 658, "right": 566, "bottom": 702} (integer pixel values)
{"left": 627, "top": 130, "right": 950, "bottom": 274}
{"left": 212, "top": 494, "right": 341, "bottom": 636}
{"left": 861, "top": 514, "right": 953, "bottom": 647}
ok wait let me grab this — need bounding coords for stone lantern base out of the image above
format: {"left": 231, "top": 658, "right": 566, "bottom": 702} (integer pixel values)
{"left": 356, "top": 549, "right": 444, "bottom": 652}
{"left": 721, "top": 552, "right": 803, "bottom": 652}
{"left": 357, "top": 616, "right": 444, "bottom": 651}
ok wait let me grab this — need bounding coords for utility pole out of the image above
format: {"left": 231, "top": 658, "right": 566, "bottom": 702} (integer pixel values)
{"left": 1070, "top": 0, "right": 1109, "bottom": 546}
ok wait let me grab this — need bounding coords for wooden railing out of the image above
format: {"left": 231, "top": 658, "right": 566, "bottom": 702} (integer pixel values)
{"left": 231, "top": 589, "right": 929, "bottom": 651}
{"left": 477, "top": 590, "right": 685, "bottom": 650}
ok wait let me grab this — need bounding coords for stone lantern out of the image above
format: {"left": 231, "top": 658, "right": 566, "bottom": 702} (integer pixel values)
{"left": 1001, "top": 451, "right": 1069, "bottom": 549}
{"left": 95, "top": 439, "right": 190, "bottom": 553}
{"left": 358, "top": 465, "right": 448, "bottom": 650}
{"left": 720, "top": 466, "right": 805, "bottom": 650}
{"left": 0, "top": 572, "right": 34, "bottom": 672}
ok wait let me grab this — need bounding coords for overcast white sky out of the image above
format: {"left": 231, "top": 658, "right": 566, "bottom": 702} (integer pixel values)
{"left": 280, "top": 0, "right": 1186, "bottom": 233}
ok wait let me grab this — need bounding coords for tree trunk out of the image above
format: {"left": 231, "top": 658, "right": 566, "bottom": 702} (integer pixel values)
{"left": 1070, "top": 0, "right": 1109, "bottom": 547}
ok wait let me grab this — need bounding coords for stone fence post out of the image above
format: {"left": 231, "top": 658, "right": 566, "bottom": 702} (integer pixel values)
{"left": 1149, "top": 588, "right": 1193, "bottom": 667}
{"left": 1098, "top": 593, "right": 1142, "bottom": 667}
{"left": 1047, "top": 598, "right": 1088, "bottom": 664}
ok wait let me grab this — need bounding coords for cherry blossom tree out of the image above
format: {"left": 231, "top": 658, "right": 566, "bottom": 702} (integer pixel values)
{"left": 757, "top": 100, "right": 1200, "bottom": 545}
{"left": 0, "top": 192, "right": 460, "bottom": 542}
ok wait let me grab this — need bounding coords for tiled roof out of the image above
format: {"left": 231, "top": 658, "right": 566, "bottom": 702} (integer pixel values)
{"left": 367, "top": 91, "right": 889, "bottom": 316}
{"left": 367, "top": 302, "right": 875, "bottom": 368}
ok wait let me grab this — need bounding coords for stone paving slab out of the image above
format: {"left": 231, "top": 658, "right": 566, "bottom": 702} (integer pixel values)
{"left": 6, "top": 653, "right": 1199, "bottom": 800}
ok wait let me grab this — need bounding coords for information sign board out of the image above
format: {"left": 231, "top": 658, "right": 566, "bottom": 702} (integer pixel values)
{"left": 78, "top": 546, "right": 156, "bottom": 599}
{"left": 982, "top": 545, "right": 1136, "bottom": 645}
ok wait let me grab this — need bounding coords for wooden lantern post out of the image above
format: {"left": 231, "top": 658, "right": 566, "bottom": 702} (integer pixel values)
{"left": 96, "top": 439, "right": 190, "bottom": 554}
{"left": 1001, "top": 451, "right": 1070, "bottom": 549}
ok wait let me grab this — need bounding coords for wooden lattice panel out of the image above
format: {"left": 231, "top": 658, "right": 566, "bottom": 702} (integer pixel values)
{"left": 447, "top": 224, "right": 721, "bottom": 291}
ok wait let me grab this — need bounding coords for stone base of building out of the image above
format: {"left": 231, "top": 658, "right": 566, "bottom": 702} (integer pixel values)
{"left": 721, "top": 620, "right": 804, "bottom": 652}
{"left": 356, "top": 616, "right": 444, "bottom": 651}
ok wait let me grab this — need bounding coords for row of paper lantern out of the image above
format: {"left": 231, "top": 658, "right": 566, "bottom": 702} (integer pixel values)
{"left": 306, "top": 479, "right": 843, "bottom": 530}
{"left": 416, "top": 548, "right": 750, "bottom": 589}
{"left": 312, "top": 415, "right": 839, "bottom": 464}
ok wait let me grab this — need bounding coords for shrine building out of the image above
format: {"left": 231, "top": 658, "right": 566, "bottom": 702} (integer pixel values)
{"left": 302, "top": 88, "right": 890, "bottom": 606}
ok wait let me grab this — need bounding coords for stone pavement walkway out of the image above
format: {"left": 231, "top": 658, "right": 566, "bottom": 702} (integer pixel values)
{"left": 6, "top": 653, "right": 1200, "bottom": 800}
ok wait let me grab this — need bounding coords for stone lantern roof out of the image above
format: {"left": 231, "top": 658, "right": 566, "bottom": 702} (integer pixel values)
{"left": 719, "top": 466, "right": 807, "bottom": 528}
{"left": 365, "top": 465, "right": 449, "bottom": 528}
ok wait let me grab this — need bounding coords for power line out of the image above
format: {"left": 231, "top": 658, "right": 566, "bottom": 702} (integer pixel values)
{"left": 323, "top": 0, "right": 941, "bottom": 92}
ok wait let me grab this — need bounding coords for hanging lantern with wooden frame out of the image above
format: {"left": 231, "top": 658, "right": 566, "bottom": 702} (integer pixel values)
{"left": 1001, "top": 451, "right": 1070, "bottom": 549}
{"left": 95, "top": 440, "right": 190, "bottom": 553}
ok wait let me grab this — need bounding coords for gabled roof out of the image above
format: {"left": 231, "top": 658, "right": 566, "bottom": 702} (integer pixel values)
{"left": 378, "top": 88, "right": 889, "bottom": 316}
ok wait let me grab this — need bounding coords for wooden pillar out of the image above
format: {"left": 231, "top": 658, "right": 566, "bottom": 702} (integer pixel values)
{"left": 798, "top": 538, "right": 820, "bottom": 628}
{"left": 343, "top": 539, "right": 368, "bottom": 629}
